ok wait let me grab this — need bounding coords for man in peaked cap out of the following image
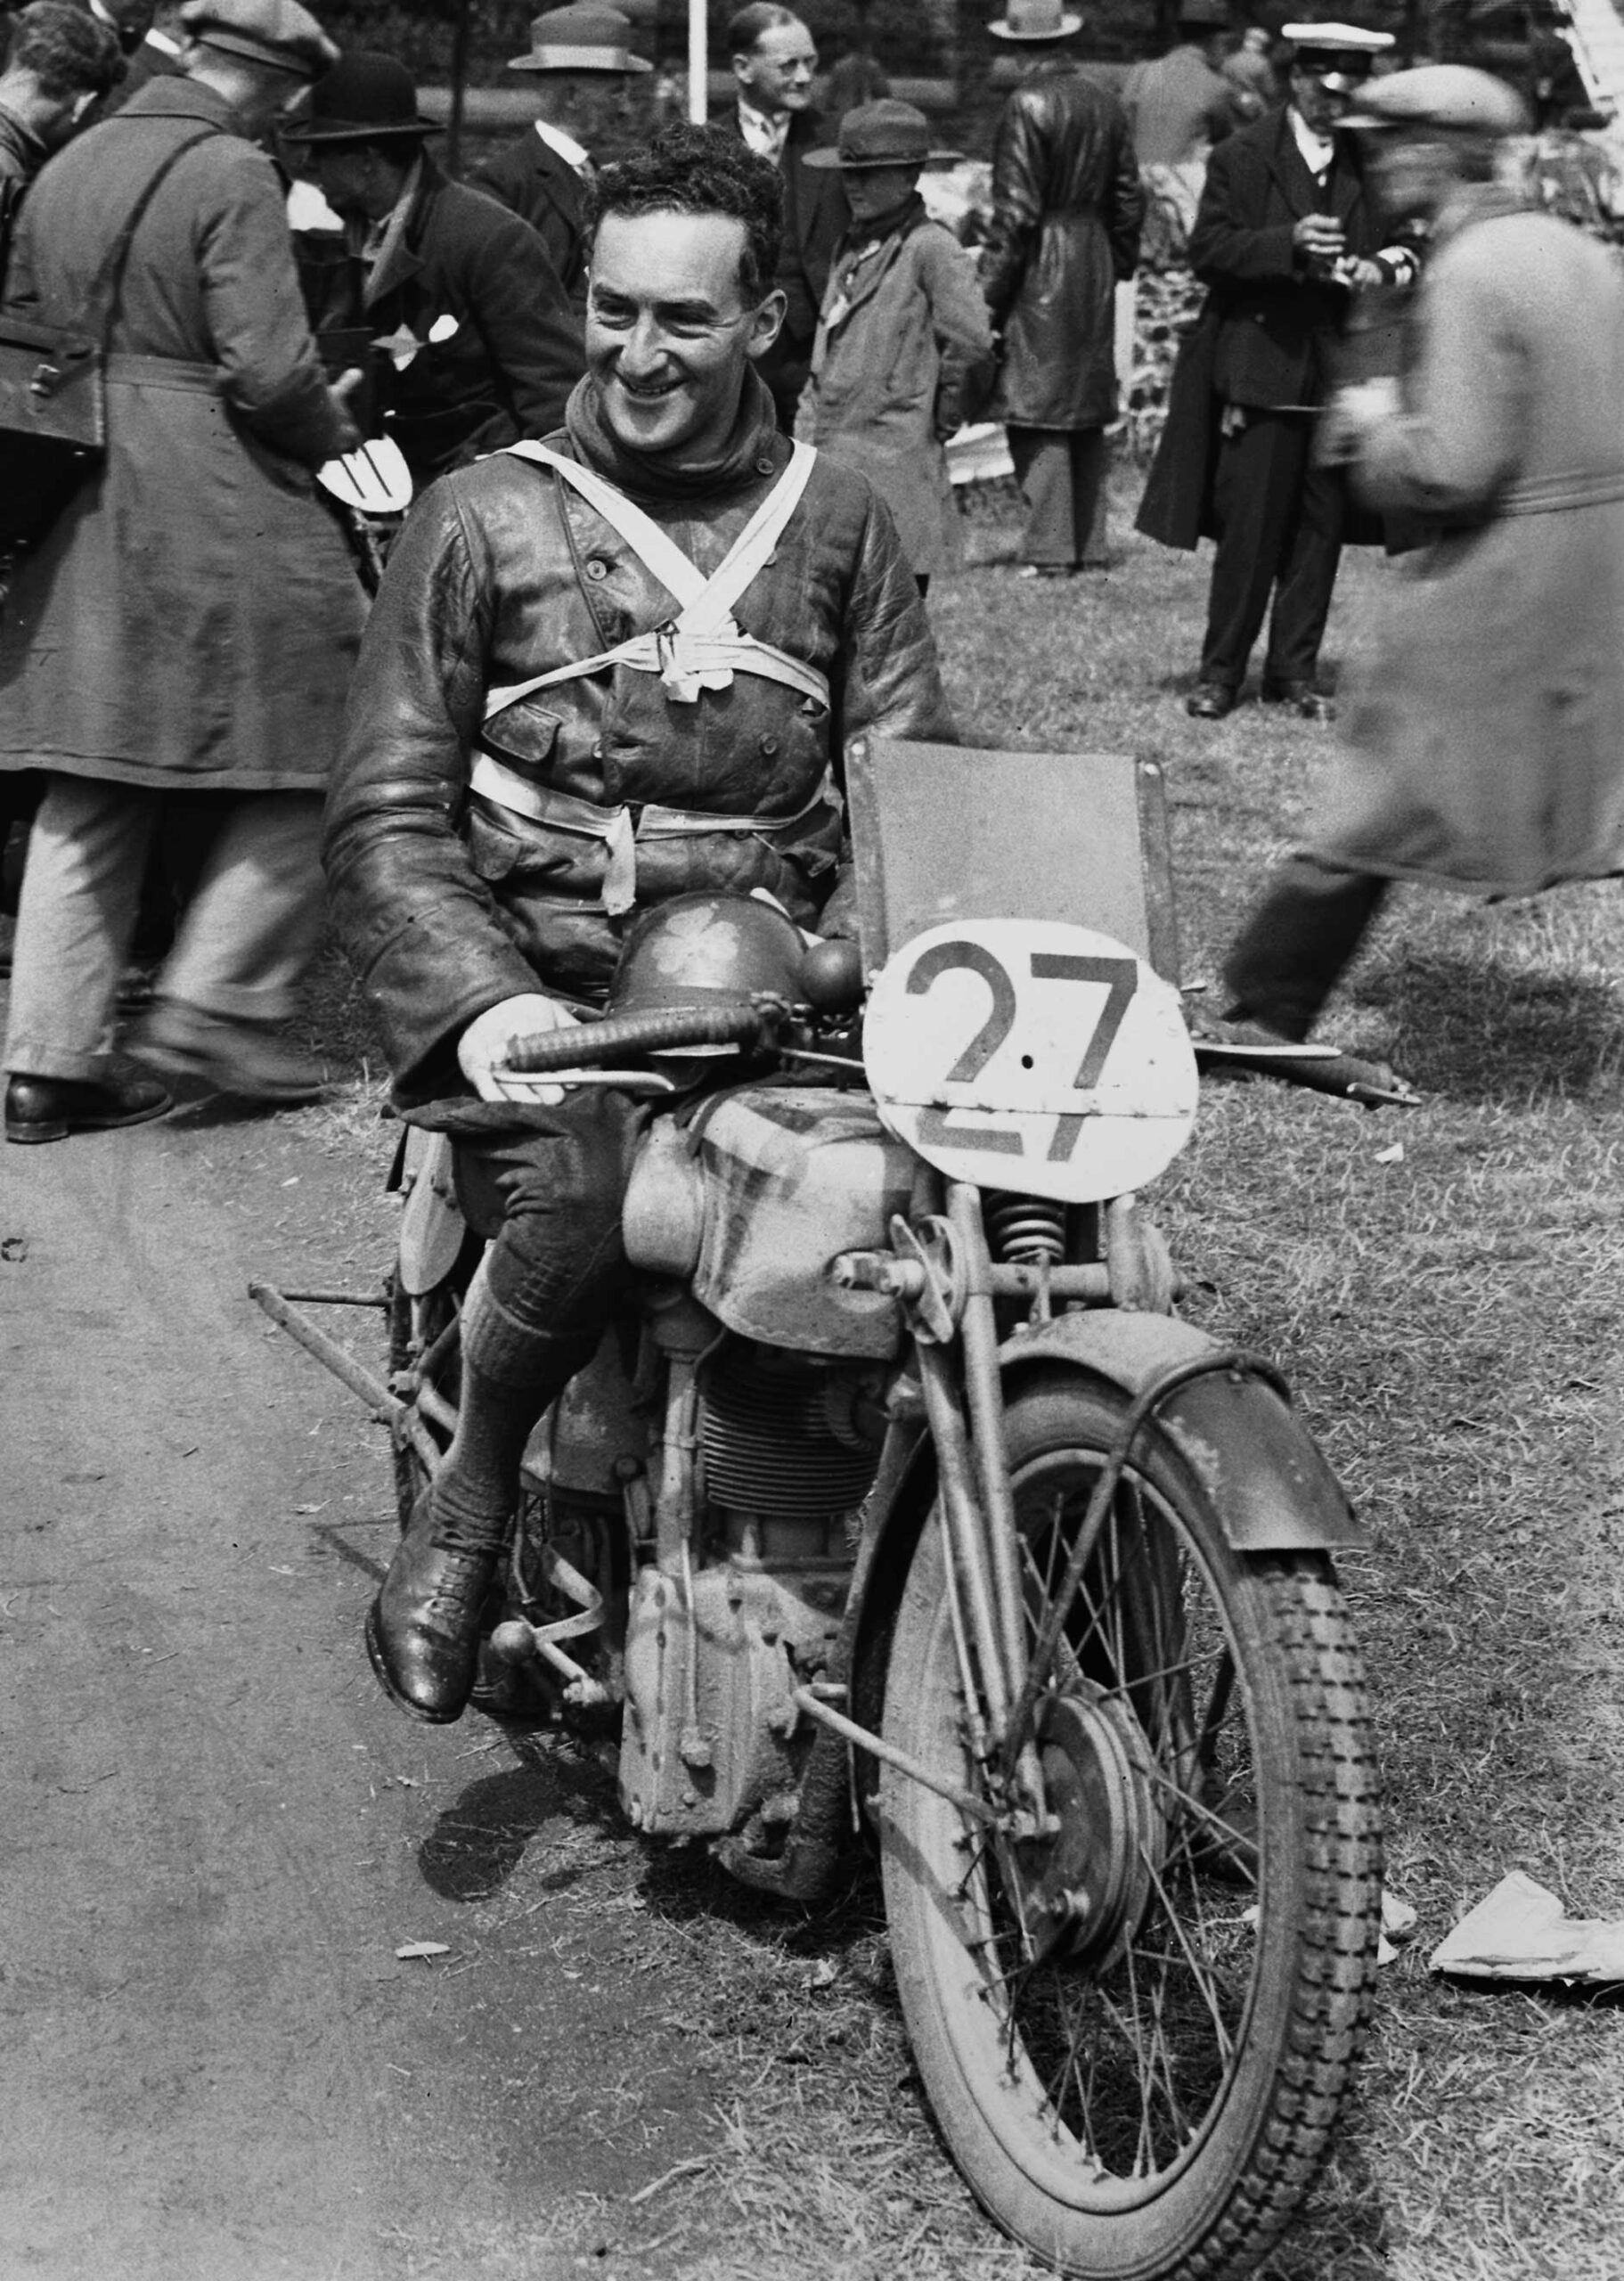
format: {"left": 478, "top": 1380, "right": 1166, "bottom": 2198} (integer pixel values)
{"left": 0, "top": 0, "right": 369, "bottom": 1139}
{"left": 1218, "top": 66, "right": 1624, "bottom": 1059}
{"left": 1137, "top": 20, "right": 1418, "bottom": 720}
{"left": 471, "top": 4, "right": 651, "bottom": 311}
{"left": 282, "top": 51, "right": 583, "bottom": 483}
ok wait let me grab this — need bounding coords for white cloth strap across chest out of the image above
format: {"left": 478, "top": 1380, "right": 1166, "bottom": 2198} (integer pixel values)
{"left": 481, "top": 438, "right": 828, "bottom": 721}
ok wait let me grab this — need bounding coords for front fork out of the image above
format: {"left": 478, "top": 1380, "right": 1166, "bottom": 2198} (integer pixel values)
{"left": 911, "top": 1184, "right": 1049, "bottom": 1829}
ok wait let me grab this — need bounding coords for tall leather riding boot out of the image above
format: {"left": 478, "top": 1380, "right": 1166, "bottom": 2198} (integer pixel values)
{"left": 367, "top": 1263, "right": 596, "bottom": 1723}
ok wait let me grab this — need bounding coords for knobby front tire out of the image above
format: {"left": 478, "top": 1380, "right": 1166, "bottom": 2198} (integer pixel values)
{"left": 878, "top": 1373, "right": 1382, "bottom": 2281}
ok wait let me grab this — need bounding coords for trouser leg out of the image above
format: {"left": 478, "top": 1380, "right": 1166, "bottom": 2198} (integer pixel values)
{"left": 1262, "top": 453, "right": 1347, "bottom": 687}
{"left": 157, "top": 790, "right": 325, "bottom": 1024}
{"left": 1008, "top": 427, "right": 1079, "bottom": 568}
{"left": 4, "top": 775, "right": 159, "bottom": 1080}
{"left": 1075, "top": 429, "right": 1111, "bottom": 568}
{"left": 1222, "top": 853, "right": 1390, "bottom": 1040}
{"left": 430, "top": 1096, "right": 649, "bottom": 1554}
{"left": 1200, "top": 413, "right": 1309, "bottom": 688}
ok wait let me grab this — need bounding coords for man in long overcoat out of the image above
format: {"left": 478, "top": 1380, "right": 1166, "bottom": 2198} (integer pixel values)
{"left": 980, "top": 0, "right": 1144, "bottom": 576}
{"left": 796, "top": 100, "right": 994, "bottom": 587}
{"left": 0, "top": 0, "right": 364, "bottom": 1142}
{"left": 470, "top": 4, "right": 651, "bottom": 315}
{"left": 1136, "top": 22, "right": 1410, "bottom": 717}
{"left": 720, "top": 2, "right": 848, "bottom": 429}
{"left": 325, "top": 125, "right": 951, "bottom": 1723}
{"left": 1221, "top": 69, "right": 1624, "bottom": 1048}
{"left": 286, "top": 53, "right": 583, "bottom": 486}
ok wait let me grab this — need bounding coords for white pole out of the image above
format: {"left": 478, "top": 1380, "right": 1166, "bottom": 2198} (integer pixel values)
{"left": 688, "top": 0, "right": 708, "bottom": 120}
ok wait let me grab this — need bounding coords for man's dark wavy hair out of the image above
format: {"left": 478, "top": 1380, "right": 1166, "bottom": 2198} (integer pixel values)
{"left": 583, "top": 124, "right": 784, "bottom": 304}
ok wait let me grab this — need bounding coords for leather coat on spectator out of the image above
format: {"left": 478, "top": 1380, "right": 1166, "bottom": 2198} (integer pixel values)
{"left": 297, "top": 151, "right": 583, "bottom": 483}
{"left": 980, "top": 59, "right": 1144, "bottom": 429}
{"left": 0, "top": 77, "right": 363, "bottom": 794}
{"left": 323, "top": 375, "right": 953, "bottom": 1106}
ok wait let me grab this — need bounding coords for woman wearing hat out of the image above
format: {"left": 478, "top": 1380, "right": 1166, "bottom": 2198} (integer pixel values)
{"left": 796, "top": 100, "right": 994, "bottom": 590}
{"left": 980, "top": 0, "right": 1145, "bottom": 575}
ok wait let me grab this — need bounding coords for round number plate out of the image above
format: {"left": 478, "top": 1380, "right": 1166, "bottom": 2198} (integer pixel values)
{"left": 862, "top": 920, "right": 1198, "bottom": 1203}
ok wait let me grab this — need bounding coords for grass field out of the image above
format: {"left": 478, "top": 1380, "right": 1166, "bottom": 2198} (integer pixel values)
{"left": 306, "top": 473, "right": 1624, "bottom": 2280}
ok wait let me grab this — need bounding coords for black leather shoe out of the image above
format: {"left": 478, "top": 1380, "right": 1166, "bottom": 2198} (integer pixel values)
{"left": 365, "top": 1494, "right": 503, "bottom": 1724}
{"left": 1185, "top": 680, "right": 1237, "bottom": 720}
{"left": 5, "top": 1069, "right": 173, "bottom": 1145}
{"left": 1261, "top": 677, "right": 1337, "bottom": 722}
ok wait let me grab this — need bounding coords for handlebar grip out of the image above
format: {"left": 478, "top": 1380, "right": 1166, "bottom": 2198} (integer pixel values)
{"left": 499, "top": 1003, "right": 770, "bottom": 1074}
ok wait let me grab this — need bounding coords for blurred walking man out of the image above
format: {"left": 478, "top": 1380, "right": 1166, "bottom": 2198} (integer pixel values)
{"left": 1221, "top": 70, "right": 1624, "bottom": 1051}
{"left": 0, "top": 0, "right": 364, "bottom": 1140}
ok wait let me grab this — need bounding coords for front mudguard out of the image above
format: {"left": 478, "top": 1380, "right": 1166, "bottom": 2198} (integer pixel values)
{"left": 998, "top": 1310, "right": 1369, "bottom": 1555}
{"left": 849, "top": 1311, "right": 1366, "bottom": 1714}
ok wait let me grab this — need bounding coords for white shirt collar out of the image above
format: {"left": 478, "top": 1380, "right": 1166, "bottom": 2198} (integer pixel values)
{"left": 534, "top": 118, "right": 590, "bottom": 172}
{"left": 1288, "top": 106, "right": 1334, "bottom": 177}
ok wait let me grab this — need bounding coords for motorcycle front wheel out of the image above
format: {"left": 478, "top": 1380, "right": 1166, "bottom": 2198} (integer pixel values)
{"left": 879, "top": 1370, "right": 1382, "bottom": 2281}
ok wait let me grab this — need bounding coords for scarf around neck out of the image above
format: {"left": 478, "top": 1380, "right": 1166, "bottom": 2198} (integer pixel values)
{"left": 835, "top": 188, "right": 926, "bottom": 263}
{"left": 563, "top": 365, "right": 788, "bottom": 500}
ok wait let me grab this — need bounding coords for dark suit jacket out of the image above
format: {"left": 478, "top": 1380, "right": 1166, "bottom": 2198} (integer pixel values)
{"left": 1187, "top": 105, "right": 1383, "bottom": 410}
{"left": 718, "top": 104, "right": 848, "bottom": 347}
{"left": 1138, "top": 107, "right": 1391, "bottom": 549}
{"left": 469, "top": 128, "right": 586, "bottom": 314}
{"left": 295, "top": 154, "right": 583, "bottom": 484}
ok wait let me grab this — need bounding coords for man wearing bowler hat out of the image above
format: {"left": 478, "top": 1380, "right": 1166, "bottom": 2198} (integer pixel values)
{"left": 0, "top": 0, "right": 368, "bottom": 1137}
{"left": 471, "top": 4, "right": 651, "bottom": 311}
{"left": 283, "top": 51, "right": 583, "bottom": 484}
{"left": 1137, "top": 21, "right": 1416, "bottom": 720}
{"left": 981, "top": 0, "right": 1144, "bottom": 576}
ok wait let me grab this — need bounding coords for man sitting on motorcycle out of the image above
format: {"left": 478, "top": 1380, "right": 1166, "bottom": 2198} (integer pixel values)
{"left": 323, "top": 121, "right": 954, "bottom": 1724}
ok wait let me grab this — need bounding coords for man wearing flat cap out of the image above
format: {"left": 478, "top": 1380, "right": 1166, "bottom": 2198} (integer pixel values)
{"left": 284, "top": 52, "right": 583, "bottom": 486}
{"left": 1138, "top": 20, "right": 1416, "bottom": 720}
{"left": 981, "top": 0, "right": 1145, "bottom": 576}
{"left": 0, "top": 0, "right": 369, "bottom": 1140}
{"left": 1220, "top": 67, "right": 1624, "bottom": 1054}
{"left": 471, "top": 5, "right": 649, "bottom": 313}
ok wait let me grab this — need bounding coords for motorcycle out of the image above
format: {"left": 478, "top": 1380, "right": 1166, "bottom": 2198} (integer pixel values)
{"left": 257, "top": 739, "right": 1390, "bottom": 2279}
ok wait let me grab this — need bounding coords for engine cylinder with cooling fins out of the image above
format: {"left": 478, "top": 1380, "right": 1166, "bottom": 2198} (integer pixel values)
{"left": 699, "top": 1345, "right": 883, "bottom": 1528}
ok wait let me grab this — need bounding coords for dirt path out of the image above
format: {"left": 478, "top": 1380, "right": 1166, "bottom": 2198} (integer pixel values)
{"left": 0, "top": 1104, "right": 723, "bottom": 2281}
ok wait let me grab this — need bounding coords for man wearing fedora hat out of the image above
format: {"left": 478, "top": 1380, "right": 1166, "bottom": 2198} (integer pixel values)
{"left": 471, "top": 4, "right": 651, "bottom": 310}
{"left": 797, "top": 100, "right": 994, "bottom": 589}
{"left": 721, "top": 3, "right": 848, "bottom": 428}
{"left": 1137, "top": 21, "right": 1415, "bottom": 720}
{"left": 981, "top": 0, "right": 1144, "bottom": 576}
{"left": 284, "top": 51, "right": 583, "bottom": 485}
{"left": 324, "top": 122, "right": 951, "bottom": 1723}
{"left": 0, "top": 0, "right": 371, "bottom": 1138}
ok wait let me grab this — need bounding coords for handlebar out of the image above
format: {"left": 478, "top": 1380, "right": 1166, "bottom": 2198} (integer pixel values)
{"left": 498, "top": 1002, "right": 775, "bottom": 1074}
{"left": 1193, "top": 1039, "right": 1418, "bottom": 1109}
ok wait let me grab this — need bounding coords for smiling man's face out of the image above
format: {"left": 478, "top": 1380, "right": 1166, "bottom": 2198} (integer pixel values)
{"left": 585, "top": 208, "right": 785, "bottom": 458}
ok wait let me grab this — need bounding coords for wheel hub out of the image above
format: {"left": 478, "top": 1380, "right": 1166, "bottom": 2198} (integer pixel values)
{"left": 1012, "top": 1688, "right": 1166, "bottom": 1967}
